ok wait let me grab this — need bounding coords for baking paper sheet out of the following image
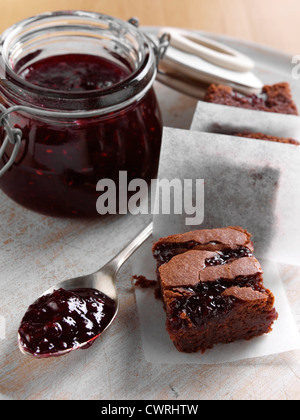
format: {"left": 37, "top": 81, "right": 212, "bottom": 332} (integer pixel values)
{"left": 153, "top": 127, "right": 300, "bottom": 266}
{"left": 191, "top": 101, "right": 300, "bottom": 141}
{"left": 131, "top": 123, "right": 300, "bottom": 363}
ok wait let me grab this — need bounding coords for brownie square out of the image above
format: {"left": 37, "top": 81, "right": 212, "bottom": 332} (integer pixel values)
{"left": 153, "top": 226, "right": 254, "bottom": 271}
{"left": 153, "top": 227, "right": 278, "bottom": 353}
{"left": 204, "top": 82, "right": 298, "bottom": 115}
{"left": 233, "top": 132, "right": 299, "bottom": 146}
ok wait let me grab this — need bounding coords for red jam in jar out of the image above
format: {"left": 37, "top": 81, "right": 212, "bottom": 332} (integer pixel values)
{"left": 0, "top": 12, "right": 162, "bottom": 217}
{"left": 19, "top": 54, "right": 130, "bottom": 92}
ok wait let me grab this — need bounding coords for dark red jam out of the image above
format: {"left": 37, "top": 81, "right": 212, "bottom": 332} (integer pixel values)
{"left": 204, "top": 247, "right": 253, "bottom": 266}
{"left": 18, "top": 54, "right": 130, "bottom": 91}
{"left": 168, "top": 274, "right": 266, "bottom": 331}
{"left": 0, "top": 54, "right": 162, "bottom": 217}
{"left": 154, "top": 243, "right": 252, "bottom": 266}
{"left": 161, "top": 247, "right": 258, "bottom": 332}
{"left": 153, "top": 242, "right": 199, "bottom": 265}
{"left": 18, "top": 288, "right": 116, "bottom": 357}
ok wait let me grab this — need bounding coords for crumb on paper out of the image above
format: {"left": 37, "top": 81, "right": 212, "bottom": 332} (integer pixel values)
{"left": 132, "top": 275, "right": 157, "bottom": 289}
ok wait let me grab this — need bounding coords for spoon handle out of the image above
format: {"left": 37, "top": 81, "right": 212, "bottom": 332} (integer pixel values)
{"left": 105, "top": 222, "right": 153, "bottom": 275}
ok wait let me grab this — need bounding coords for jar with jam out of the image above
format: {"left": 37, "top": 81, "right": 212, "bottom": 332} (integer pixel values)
{"left": 0, "top": 11, "right": 164, "bottom": 217}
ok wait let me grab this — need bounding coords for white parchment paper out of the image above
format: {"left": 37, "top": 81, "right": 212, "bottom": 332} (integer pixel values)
{"left": 191, "top": 101, "right": 300, "bottom": 141}
{"left": 132, "top": 124, "right": 300, "bottom": 364}
{"left": 153, "top": 127, "right": 300, "bottom": 265}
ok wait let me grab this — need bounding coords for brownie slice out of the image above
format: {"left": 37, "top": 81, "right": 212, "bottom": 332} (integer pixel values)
{"left": 233, "top": 132, "right": 299, "bottom": 146}
{"left": 204, "top": 82, "right": 298, "bottom": 115}
{"left": 153, "top": 228, "right": 278, "bottom": 353}
{"left": 153, "top": 226, "right": 254, "bottom": 270}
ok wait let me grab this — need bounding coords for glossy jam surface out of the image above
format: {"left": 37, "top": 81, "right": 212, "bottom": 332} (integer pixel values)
{"left": 0, "top": 54, "right": 162, "bottom": 217}
{"left": 168, "top": 274, "right": 265, "bottom": 332}
{"left": 19, "top": 54, "right": 130, "bottom": 91}
{"left": 154, "top": 243, "right": 252, "bottom": 266}
{"left": 18, "top": 288, "right": 116, "bottom": 357}
{"left": 204, "top": 247, "right": 253, "bottom": 266}
{"left": 154, "top": 242, "right": 197, "bottom": 265}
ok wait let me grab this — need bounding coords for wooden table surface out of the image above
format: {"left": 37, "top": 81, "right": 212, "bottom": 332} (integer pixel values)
{"left": 0, "top": 2, "right": 299, "bottom": 401}
{"left": 0, "top": 0, "right": 300, "bottom": 55}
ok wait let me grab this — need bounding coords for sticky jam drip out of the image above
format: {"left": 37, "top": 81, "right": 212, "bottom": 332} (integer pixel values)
{"left": 18, "top": 288, "right": 116, "bottom": 357}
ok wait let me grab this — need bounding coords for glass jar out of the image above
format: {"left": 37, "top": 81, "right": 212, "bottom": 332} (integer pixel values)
{"left": 0, "top": 11, "right": 163, "bottom": 217}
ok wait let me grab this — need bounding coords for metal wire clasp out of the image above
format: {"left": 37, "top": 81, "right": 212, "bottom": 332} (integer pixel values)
{"left": 0, "top": 104, "right": 22, "bottom": 177}
{"left": 154, "top": 33, "right": 170, "bottom": 68}
{"left": 127, "top": 18, "right": 170, "bottom": 68}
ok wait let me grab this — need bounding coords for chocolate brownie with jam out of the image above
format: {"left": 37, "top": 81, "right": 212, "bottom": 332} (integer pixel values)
{"left": 153, "top": 226, "right": 254, "bottom": 273}
{"left": 204, "top": 82, "right": 298, "bottom": 115}
{"left": 152, "top": 227, "right": 278, "bottom": 353}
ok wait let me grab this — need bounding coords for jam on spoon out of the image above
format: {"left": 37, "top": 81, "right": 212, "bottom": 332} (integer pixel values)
{"left": 17, "top": 222, "right": 154, "bottom": 358}
{"left": 18, "top": 288, "right": 116, "bottom": 358}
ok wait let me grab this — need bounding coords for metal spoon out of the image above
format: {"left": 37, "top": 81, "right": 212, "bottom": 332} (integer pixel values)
{"left": 18, "top": 222, "right": 153, "bottom": 358}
